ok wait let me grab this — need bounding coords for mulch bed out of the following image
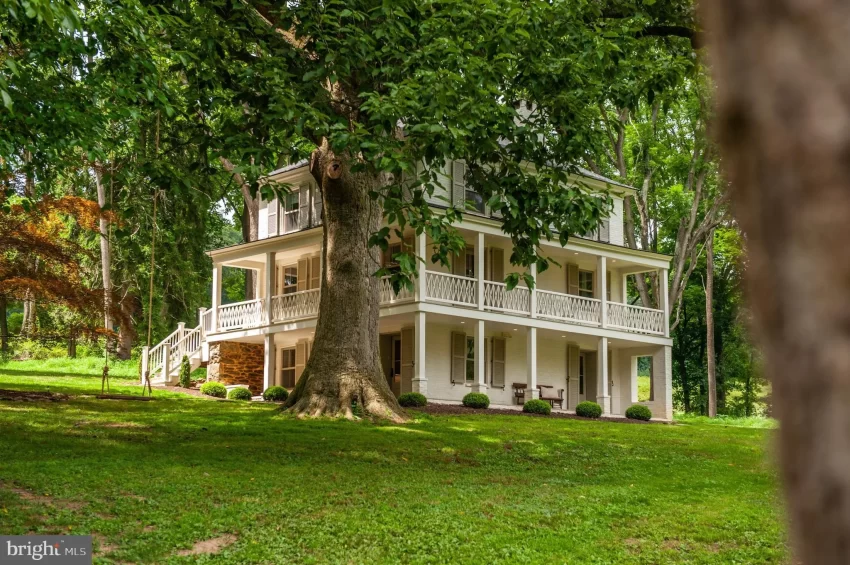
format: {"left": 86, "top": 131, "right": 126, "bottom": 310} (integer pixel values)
{"left": 151, "top": 384, "right": 206, "bottom": 397}
{"left": 415, "top": 403, "right": 668, "bottom": 424}
{"left": 0, "top": 389, "right": 70, "bottom": 402}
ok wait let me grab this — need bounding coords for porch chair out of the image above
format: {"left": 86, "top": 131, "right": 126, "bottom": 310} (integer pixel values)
{"left": 511, "top": 383, "right": 526, "bottom": 405}
{"left": 538, "top": 385, "right": 564, "bottom": 409}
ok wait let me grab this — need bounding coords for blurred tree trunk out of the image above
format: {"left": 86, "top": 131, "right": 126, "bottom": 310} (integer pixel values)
{"left": 706, "top": 229, "right": 716, "bottom": 417}
{"left": 220, "top": 157, "right": 259, "bottom": 300}
{"left": 0, "top": 295, "right": 7, "bottom": 354}
{"left": 704, "top": 1, "right": 850, "bottom": 561}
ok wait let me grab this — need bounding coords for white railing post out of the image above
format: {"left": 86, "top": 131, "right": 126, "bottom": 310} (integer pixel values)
{"left": 529, "top": 263, "right": 537, "bottom": 318}
{"left": 177, "top": 322, "right": 186, "bottom": 341}
{"left": 660, "top": 267, "right": 670, "bottom": 338}
{"left": 416, "top": 232, "right": 427, "bottom": 302}
{"left": 477, "top": 232, "right": 485, "bottom": 311}
{"left": 198, "top": 308, "right": 206, "bottom": 336}
{"left": 598, "top": 256, "right": 607, "bottom": 328}
{"left": 140, "top": 346, "right": 149, "bottom": 384}
{"left": 162, "top": 341, "right": 171, "bottom": 382}
{"left": 264, "top": 251, "right": 275, "bottom": 325}
{"left": 211, "top": 263, "right": 222, "bottom": 332}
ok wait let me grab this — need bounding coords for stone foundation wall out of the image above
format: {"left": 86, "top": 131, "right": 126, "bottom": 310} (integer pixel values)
{"left": 207, "top": 341, "right": 264, "bottom": 394}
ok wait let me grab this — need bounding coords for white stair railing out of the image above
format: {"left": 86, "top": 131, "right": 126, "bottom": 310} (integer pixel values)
{"left": 271, "top": 289, "right": 321, "bottom": 322}
{"left": 425, "top": 271, "right": 477, "bottom": 306}
{"left": 218, "top": 298, "right": 266, "bottom": 330}
{"left": 606, "top": 302, "right": 665, "bottom": 335}
{"left": 483, "top": 281, "right": 531, "bottom": 314}
{"left": 536, "top": 291, "right": 602, "bottom": 326}
{"left": 168, "top": 325, "right": 203, "bottom": 373}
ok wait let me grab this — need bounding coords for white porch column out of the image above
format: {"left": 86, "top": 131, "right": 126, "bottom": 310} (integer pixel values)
{"left": 263, "top": 334, "right": 276, "bottom": 392}
{"left": 161, "top": 341, "right": 171, "bottom": 383}
{"left": 660, "top": 268, "right": 670, "bottom": 337}
{"left": 597, "top": 336, "right": 610, "bottom": 414}
{"left": 524, "top": 327, "right": 539, "bottom": 401}
{"left": 598, "top": 255, "right": 607, "bottom": 328}
{"left": 622, "top": 274, "right": 629, "bottom": 303}
{"left": 476, "top": 232, "right": 485, "bottom": 310}
{"left": 471, "top": 320, "right": 487, "bottom": 393}
{"left": 264, "top": 251, "right": 275, "bottom": 324}
{"left": 211, "top": 263, "right": 222, "bottom": 332}
{"left": 529, "top": 263, "right": 537, "bottom": 318}
{"left": 413, "top": 311, "right": 427, "bottom": 395}
{"left": 416, "top": 232, "right": 427, "bottom": 302}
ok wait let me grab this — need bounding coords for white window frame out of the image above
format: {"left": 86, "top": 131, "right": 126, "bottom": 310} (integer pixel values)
{"left": 578, "top": 270, "right": 594, "bottom": 299}
{"left": 283, "top": 265, "right": 298, "bottom": 295}
{"left": 280, "top": 347, "right": 296, "bottom": 388}
{"left": 282, "top": 191, "right": 300, "bottom": 234}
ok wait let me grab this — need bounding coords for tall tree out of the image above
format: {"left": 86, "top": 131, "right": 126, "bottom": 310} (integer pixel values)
{"left": 705, "top": 228, "right": 716, "bottom": 417}
{"left": 704, "top": 1, "right": 850, "bottom": 561}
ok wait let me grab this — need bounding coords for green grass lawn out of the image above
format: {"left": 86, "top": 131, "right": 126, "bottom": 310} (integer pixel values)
{"left": 0, "top": 367, "right": 787, "bottom": 564}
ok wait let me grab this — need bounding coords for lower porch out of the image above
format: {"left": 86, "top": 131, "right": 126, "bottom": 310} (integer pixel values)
{"left": 207, "top": 312, "right": 672, "bottom": 420}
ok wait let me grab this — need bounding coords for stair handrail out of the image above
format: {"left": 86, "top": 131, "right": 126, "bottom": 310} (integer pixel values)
{"left": 167, "top": 325, "right": 203, "bottom": 371}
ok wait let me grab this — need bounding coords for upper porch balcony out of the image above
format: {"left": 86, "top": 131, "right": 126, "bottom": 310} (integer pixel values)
{"left": 204, "top": 223, "right": 671, "bottom": 341}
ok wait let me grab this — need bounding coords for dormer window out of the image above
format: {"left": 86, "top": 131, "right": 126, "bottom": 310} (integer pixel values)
{"left": 282, "top": 191, "right": 300, "bottom": 234}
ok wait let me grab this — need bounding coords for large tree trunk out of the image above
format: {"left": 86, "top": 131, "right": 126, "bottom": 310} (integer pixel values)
{"left": 284, "top": 148, "right": 405, "bottom": 422}
{"left": 94, "top": 164, "right": 112, "bottom": 331}
{"left": 704, "top": 2, "right": 850, "bottom": 562}
{"left": 0, "top": 294, "right": 7, "bottom": 354}
{"left": 705, "top": 229, "right": 716, "bottom": 417}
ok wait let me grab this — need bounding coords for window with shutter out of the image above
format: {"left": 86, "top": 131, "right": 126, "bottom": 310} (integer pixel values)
{"left": 280, "top": 347, "right": 296, "bottom": 388}
{"left": 598, "top": 219, "right": 610, "bottom": 243}
{"left": 311, "top": 183, "right": 323, "bottom": 226}
{"left": 567, "top": 344, "right": 581, "bottom": 409}
{"left": 296, "top": 258, "right": 309, "bottom": 292}
{"left": 489, "top": 248, "right": 504, "bottom": 281}
{"left": 491, "top": 337, "right": 506, "bottom": 387}
{"left": 451, "top": 246, "right": 468, "bottom": 277}
{"left": 282, "top": 265, "right": 297, "bottom": 295}
{"left": 295, "top": 341, "right": 307, "bottom": 382}
{"left": 267, "top": 198, "right": 279, "bottom": 237}
{"left": 451, "top": 332, "right": 467, "bottom": 384}
{"left": 578, "top": 270, "right": 594, "bottom": 298}
{"left": 282, "top": 191, "right": 300, "bottom": 233}
{"left": 465, "top": 336, "right": 475, "bottom": 382}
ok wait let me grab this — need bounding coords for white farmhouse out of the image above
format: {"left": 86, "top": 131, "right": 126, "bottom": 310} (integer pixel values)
{"left": 143, "top": 160, "right": 673, "bottom": 420}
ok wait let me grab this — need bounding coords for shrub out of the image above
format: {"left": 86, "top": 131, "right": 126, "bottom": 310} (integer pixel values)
{"left": 576, "top": 401, "right": 602, "bottom": 419}
{"left": 625, "top": 405, "right": 652, "bottom": 421}
{"left": 523, "top": 399, "right": 551, "bottom": 415}
{"left": 178, "top": 355, "right": 192, "bottom": 388}
{"left": 462, "top": 392, "right": 490, "bottom": 409}
{"left": 262, "top": 386, "right": 289, "bottom": 402}
{"left": 398, "top": 392, "right": 427, "bottom": 408}
{"left": 200, "top": 381, "right": 227, "bottom": 398}
{"left": 228, "top": 387, "right": 253, "bottom": 401}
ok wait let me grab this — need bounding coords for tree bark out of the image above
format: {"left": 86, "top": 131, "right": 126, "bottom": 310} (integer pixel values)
{"left": 284, "top": 146, "right": 405, "bottom": 422}
{"left": 0, "top": 295, "right": 7, "bottom": 354}
{"left": 94, "top": 163, "right": 112, "bottom": 332}
{"left": 705, "top": 229, "right": 716, "bottom": 417}
{"left": 219, "top": 157, "right": 259, "bottom": 300}
{"left": 703, "top": 1, "right": 850, "bottom": 561}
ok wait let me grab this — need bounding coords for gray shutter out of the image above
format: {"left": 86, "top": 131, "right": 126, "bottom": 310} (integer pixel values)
{"left": 606, "top": 271, "right": 612, "bottom": 302}
{"left": 311, "top": 183, "right": 323, "bottom": 227}
{"left": 295, "top": 341, "right": 308, "bottom": 382}
{"left": 491, "top": 248, "right": 504, "bottom": 282}
{"left": 401, "top": 326, "right": 414, "bottom": 395}
{"left": 567, "top": 264, "right": 580, "bottom": 295}
{"left": 451, "top": 332, "right": 467, "bottom": 384}
{"left": 267, "top": 198, "right": 279, "bottom": 237}
{"left": 492, "top": 337, "right": 506, "bottom": 387}
{"left": 297, "top": 258, "right": 309, "bottom": 292}
{"left": 452, "top": 246, "right": 467, "bottom": 276}
{"left": 567, "top": 344, "right": 580, "bottom": 410}
{"left": 451, "top": 160, "right": 465, "bottom": 208}
{"left": 299, "top": 187, "right": 310, "bottom": 230}
{"left": 598, "top": 219, "right": 610, "bottom": 243}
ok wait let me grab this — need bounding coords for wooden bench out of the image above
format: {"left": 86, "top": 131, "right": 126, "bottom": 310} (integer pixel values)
{"left": 538, "top": 385, "right": 564, "bottom": 409}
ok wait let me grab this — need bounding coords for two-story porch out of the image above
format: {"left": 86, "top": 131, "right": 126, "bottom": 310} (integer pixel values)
{"left": 140, "top": 216, "right": 673, "bottom": 419}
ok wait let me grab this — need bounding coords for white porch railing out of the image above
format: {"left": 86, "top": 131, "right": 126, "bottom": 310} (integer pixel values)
{"left": 607, "top": 302, "right": 665, "bottom": 335}
{"left": 168, "top": 325, "right": 203, "bottom": 370}
{"left": 483, "top": 281, "right": 531, "bottom": 314}
{"left": 218, "top": 298, "right": 266, "bottom": 330}
{"left": 201, "top": 308, "right": 213, "bottom": 334}
{"left": 380, "top": 275, "right": 414, "bottom": 305}
{"left": 425, "top": 271, "right": 477, "bottom": 307}
{"left": 271, "top": 289, "right": 320, "bottom": 322}
{"left": 536, "top": 291, "right": 602, "bottom": 326}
